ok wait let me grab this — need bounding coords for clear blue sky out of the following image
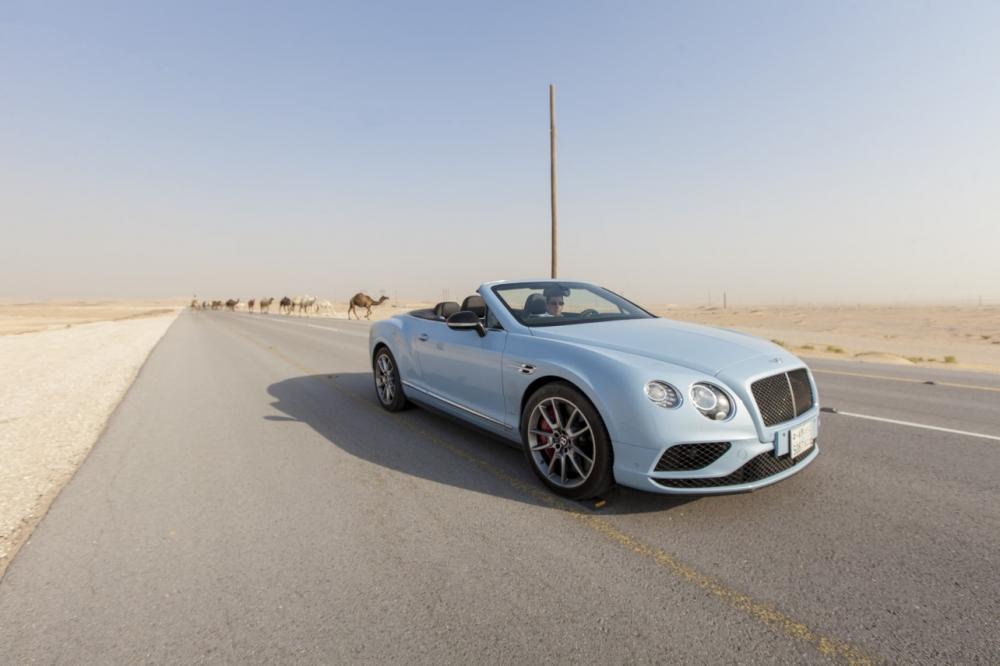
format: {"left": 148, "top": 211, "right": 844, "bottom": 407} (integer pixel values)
{"left": 2, "top": 1, "right": 998, "bottom": 304}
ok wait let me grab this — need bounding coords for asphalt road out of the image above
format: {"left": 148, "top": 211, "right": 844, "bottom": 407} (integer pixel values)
{"left": 1, "top": 311, "right": 997, "bottom": 664}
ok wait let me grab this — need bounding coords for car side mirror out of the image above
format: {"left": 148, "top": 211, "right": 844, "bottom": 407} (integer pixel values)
{"left": 447, "top": 311, "right": 486, "bottom": 337}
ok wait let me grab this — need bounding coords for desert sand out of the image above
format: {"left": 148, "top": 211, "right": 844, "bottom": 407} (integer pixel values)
{"left": 649, "top": 304, "right": 1000, "bottom": 373}
{"left": 0, "top": 299, "right": 185, "bottom": 335}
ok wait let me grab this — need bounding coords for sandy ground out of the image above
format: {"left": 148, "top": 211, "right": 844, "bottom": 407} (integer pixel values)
{"left": 0, "top": 311, "right": 179, "bottom": 576}
{"left": 0, "top": 300, "right": 186, "bottom": 336}
{"left": 648, "top": 304, "right": 1000, "bottom": 373}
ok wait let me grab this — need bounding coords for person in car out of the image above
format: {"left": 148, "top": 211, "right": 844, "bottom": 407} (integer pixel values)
{"left": 543, "top": 286, "right": 567, "bottom": 317}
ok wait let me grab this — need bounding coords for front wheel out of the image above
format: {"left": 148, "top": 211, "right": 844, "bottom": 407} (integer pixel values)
{"left": 373, "top": 347, "right": 409, "bottom": 411}
{"left": 521, "top": 382, "right": 614, "bottom": 499}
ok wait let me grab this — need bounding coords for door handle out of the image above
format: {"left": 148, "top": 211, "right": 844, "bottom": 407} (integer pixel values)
{"left": 418, "top": 333, "right": 429, "bottom": 342}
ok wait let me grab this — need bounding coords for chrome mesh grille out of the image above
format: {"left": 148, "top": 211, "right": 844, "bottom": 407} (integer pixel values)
{"left": 788, "top": 368, "right": 814, "bottom": 416}
{"left": 751, "top": 369, "right": 815, "bottom": 427}
{"left": 653, "top": 447, "right": 812, "bottom": 489}
{"left": 655, "top": 442, "right": 731, "bottom": 472}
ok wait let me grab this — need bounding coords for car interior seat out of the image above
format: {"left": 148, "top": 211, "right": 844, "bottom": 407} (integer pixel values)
{"left": 461, "top": 295, "right": 486, "bottom": 319}
{"left": 433, "top": 301, "right": 460, "bottom": 319}
{"left": 524, "top": 293, "right": 547, "bottom": 316}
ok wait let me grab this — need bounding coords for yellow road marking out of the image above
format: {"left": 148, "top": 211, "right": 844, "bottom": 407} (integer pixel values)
{"left": 231, "top": 326, "right": 875, "bottom": 665}
{"left": 813, "top": 368, "right": 1000, "bottom": 393}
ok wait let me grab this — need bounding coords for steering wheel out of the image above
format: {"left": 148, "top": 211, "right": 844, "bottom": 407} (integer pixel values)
{"left": 580, "top": 308, "right": 600, "bottom": 318}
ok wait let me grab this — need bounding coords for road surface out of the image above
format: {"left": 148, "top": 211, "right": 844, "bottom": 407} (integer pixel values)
{"left": 1, "top": 310, "right": 997, "bottom": 663}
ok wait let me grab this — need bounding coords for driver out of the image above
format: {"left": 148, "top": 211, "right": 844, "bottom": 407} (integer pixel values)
{"left": 543, "top": 286, "right": 568, "bottom": 317}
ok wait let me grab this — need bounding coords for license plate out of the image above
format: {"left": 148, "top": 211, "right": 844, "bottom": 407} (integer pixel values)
{"left": 790, "top": 418, "right": 816, "bottom": 458}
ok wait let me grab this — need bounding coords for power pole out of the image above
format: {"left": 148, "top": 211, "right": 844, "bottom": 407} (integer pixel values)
{"left": 549, "top": 84, "right": 558, "bottom": 279}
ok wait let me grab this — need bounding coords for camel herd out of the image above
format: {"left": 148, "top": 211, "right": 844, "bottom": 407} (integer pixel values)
{"left": 190, "top": 293, "right": 390, "bottom": 320}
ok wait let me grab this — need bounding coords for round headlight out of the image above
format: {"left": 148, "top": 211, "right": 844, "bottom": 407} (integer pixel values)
{"left": 690, "top": 384, "right": 718, "bottom": 411}
{"left": 690, "top": 382, "right": 734, "bottom": 421}
{"left": 644, "top": 381, "right": 680, "bottom": 408}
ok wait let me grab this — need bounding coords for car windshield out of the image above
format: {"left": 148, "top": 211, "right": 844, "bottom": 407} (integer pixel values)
{"left": 492, "top": 282, "right": 653, "bottom": 327}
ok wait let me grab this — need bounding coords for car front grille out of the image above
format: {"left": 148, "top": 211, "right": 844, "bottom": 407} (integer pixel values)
{"left": 654, "top": 442, "right": 731, "bottom": 472}
{"left": 653, "top": 447, "right": 813, "bottom": 489}
{"left": 751, "top": 368, "right": 814, "bottom": 427}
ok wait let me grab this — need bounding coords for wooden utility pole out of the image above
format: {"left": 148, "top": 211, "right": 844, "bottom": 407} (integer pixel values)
{"left": 549, "top": 84, "right": 558, "bottom": 278}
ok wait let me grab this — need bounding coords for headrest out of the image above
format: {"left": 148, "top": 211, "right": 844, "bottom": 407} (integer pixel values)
{"left": 524, "top": 293, "right": 547, "bottom": 315}
{"left": 434, "top": 301, "right": 460, "bottom": 319}
{"left": 461, "top": 295, "right": 486, "bottom": 317}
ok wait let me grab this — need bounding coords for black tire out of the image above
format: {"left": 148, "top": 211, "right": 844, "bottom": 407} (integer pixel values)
{"left": 373, "top": 347, "right": 409, "bottom": 412}
{"left": 520, "top": 381, "right": 614, "bottom": 499}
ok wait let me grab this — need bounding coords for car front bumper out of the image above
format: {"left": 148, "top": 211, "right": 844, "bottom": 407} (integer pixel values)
{"left": 611, "top": 421, "right": 820, "bottom": 495}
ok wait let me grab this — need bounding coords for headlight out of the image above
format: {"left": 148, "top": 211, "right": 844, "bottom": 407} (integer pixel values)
{"left": 690, "top": 383, "right": 733, "bottom": 420}
{"left": 644, "top": 381, "right": 681, "bottom": 408}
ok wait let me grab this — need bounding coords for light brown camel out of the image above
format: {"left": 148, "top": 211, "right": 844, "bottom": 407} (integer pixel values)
{"left": 259, "top": 297, "right": 274, "bottom": 314}
{"left": 348, "top": 293, "right": 389, "bottom": 320}
{"left": 225, "top": 298, "right": 240, "bottom": 311}
{"left": 248, "top": 298, "right": 256, "bottom": 312}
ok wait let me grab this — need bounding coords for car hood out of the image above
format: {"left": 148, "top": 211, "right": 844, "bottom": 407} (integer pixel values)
{"left": 529, "top": 318, "right": 792, "bottom": 376}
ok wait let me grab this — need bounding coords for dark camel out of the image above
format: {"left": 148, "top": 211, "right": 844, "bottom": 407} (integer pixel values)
{"left": 225, "top": 298, "right": 240, "bottom": 311}
{"left": 279, "top": 296, "right": 293, "bottom": 315}
{"left": 348, "top": 293, "right": 389, "bottom": 320}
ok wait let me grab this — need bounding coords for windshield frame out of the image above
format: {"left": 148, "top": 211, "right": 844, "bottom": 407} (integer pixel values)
{"left": 490, "top": 281, "right": 655, "bottom": 328}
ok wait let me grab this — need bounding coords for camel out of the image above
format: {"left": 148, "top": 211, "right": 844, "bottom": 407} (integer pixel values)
{"left": 279, "top": 296, "right": 293, "bottom": 315}
{"left": 348, "top": 293, "right": 389, "bottom": 320}
{"left": 201, "top": 301, "right": 209, "bottom": 310}
{"left": 247, "top": 298, "right": 255, "bottom": 312}
{"left": 225, "top": 298, "right": 240, "bottom": 311}
{"left": 190, "top": 298, "right": 199, "bottom": 310}
{"left": 211, "top": 300, "right": 223, "bottom": 310}
{"left": 315, "top": 299, "right": 337, "bottom": 316}
{"left": 298, "top": 295, "right": 317, "bottom": 316}
{"left": 259, "top": 297, "right": 274, "bottom": 314}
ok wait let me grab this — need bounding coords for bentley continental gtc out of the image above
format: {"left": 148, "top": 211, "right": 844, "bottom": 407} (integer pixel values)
{"left": 369, "top": 280, "right": 819, "bottom": 499}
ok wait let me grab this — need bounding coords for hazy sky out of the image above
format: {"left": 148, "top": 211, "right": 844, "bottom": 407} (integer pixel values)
{"left": 2, "top": 1, "right": 998, "bottom": 304}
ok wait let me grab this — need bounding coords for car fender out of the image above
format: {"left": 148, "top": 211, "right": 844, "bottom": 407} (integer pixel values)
{"left": 369, "top": 316, "right": 421, "bottom": 384}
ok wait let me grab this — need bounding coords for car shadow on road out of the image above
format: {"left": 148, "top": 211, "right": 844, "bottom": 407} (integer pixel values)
{"left": 265, "top": 373, "right": 699, "bottom": 516}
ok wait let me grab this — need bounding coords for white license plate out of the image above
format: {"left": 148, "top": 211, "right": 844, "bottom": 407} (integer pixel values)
{"left": 790, "top": 419, "right": 816, "bottom": 458}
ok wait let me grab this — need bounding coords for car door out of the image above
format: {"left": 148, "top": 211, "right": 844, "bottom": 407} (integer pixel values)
{"left": 414, "top": 322, "right": 508, "bottom": 427}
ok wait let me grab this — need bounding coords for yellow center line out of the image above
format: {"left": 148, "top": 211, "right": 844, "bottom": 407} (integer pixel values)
{"left": 231, "top": 325, "right": 875, "bottom": 665}
{"left": 813, "top": 368, "right": 1000, "bottom": 393}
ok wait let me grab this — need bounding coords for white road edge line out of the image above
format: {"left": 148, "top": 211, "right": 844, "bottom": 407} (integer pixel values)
{"left": 836, "top": 411, "right": 1000, "bottom": 442}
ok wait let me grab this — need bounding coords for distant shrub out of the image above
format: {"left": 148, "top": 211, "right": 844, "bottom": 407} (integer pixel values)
{"left": 826, "top": 345, "right": 845, "bottom": 354}
{"left": 800, "top": 344, "right": 814, "bottom": 350}
{"left": 944, "top": 355, "right": 957, "bottom": 364}
{"left": 907, "top": 356, "right": 925, "bottom": 363}
{"left": 771, "top": 339, "right": 786, "bottom": 347}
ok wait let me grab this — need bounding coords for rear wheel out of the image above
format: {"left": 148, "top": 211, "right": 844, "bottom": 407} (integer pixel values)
{"left": 521, "top": 382, "right": 614, "bottom": 499}
{"left": 373, "top": 347, "right": 408, "bottom": 411}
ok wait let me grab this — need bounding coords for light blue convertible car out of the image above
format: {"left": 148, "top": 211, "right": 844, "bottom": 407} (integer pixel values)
{"left": 369, "top": 280, "right": 819, "bottom": 499}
